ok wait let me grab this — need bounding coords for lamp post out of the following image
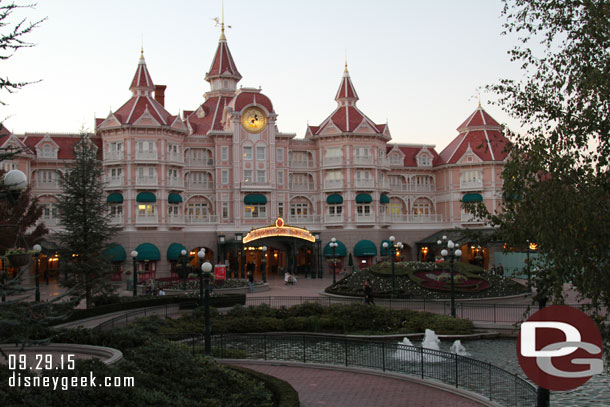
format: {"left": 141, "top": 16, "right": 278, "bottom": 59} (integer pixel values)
{"left": 198, "top": 249, "right": 206, "bottom": 305}
{"left": 201, "top": 260, "right": 213, "bottom": 356}
{"left": 131, "top": 250, "right": 138, "bottom": 296}
{"left": 261, "top": 246, "right": 267, "bottom": 283}
{"left": 383, "top": 236, "right": 403, "bottom": 299}
{"left": 330, "top": 237, "right": 338, "bottom": 284}
{"left": 179, "top": 249, "right": 188, "bottom": 290}
{"left": 314, "top": 233, "right": 322, "bottom": 278}
{"left": 32, "top": 244, "right": 41, "bottom": 302}
{"left": 437, "top": 235, "right": 462, "bottom": 318}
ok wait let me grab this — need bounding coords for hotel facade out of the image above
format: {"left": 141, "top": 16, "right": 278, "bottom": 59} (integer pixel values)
{"left": 0, "top": 29, "right": 509, "bottom": 281}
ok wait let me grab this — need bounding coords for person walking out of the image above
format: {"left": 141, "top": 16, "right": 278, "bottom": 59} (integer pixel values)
{"left": 497, "top": 263, "right": 504, "bottom": 277}
{"left": 363, "top": 278, "right": 375, "bottom": 305}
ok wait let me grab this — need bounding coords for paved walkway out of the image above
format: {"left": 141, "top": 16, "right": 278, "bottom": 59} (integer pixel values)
{"left": 227, "top": 361, "right": 493, "bottom": 407}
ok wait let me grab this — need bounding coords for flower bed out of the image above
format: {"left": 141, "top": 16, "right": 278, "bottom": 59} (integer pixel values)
{"left": 411, "top": 270, "right": 490, "bottom": 293}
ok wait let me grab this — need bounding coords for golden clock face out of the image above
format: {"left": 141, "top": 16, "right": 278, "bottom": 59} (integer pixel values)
{"left": 241, "top": 107, "right": 267, "bottom": 133}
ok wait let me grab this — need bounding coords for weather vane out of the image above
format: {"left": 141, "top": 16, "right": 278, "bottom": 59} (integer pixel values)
{"left": 212, "top": 0, "right": 232, "bottom": 39}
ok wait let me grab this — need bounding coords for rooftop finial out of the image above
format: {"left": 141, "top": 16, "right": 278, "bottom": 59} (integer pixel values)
{"left": 478, "top": 92, "right": 481, "bottom": 108}
{"left": 140, "top": 34, "right": 144, "bottom": 59}
{"left": 344, "top": 50, "right": 348, "bottom": 73}
{"left": 213, "top": 0, "right": 231, "bottom": 40}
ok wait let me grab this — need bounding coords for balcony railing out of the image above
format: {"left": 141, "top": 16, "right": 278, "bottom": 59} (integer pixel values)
{"left": 353, "top": 156, "right": 373, "bottom": 165}
{"left": 167, "top": 153, "right": 183, "bottom": 163}
{"left": 354, "top": 179, "right": 374, "bottom": 188}
{"left": 241, "top": 181, "right": 271, "bottom": 190}
{"left": 104, "top": 151, "right": 124, "bottom": 161}
{"left": 167, "top": 214, "right": 184, "bottom": 224}
{"left": 460, "top": 180, "right": 483, "bottom": 190}
{"left": 188, "top": 181, "right": 213, "bottom": 190}
{"left": 324, "top": 180, "right": 343, "bottom": 189}
{"left": 388, "top": 184, "right": 435, "bottom": 192}
{"left": 287, "top": 215, "right": 319, "bottom": 224}
{"left": 167, "top": 178, "right": 184, "bottom": 188}
{"left": 136, "top": 176, "right": 158, "bottom": 186}
{"left": 34, "top": 180, "right": 59, "bottom": 189}
{"left": 289, "top": 183, "right": 314, "bottom": 191}
{"left": 104, "top": 176, "right": 123, "bottom": 187}
{"left": 136, "top": 215, "right": 158, "bottom": 224}
{"left": 187, "top": 158, "right": 214, "bottom": 167}
{"left": 289, "top": 159, "right": 314, "bottom": 168}
{"left": 42, "top": 218, "right": 59, "bottom": 227}
{"left": 109, "top": 215, "right": 124, "bottom": 225}
{"left": 135, "top": 151, "right": 158, "bottom": 160}
{"left": 461, "top": 213, "right": 484, "bottom": 223}
{"left": 379, "top": 213, "right": 443, "bottom": 223}
{"left": 186, "top": 215, "right": 218, "bottom": 224}
{"left": 378, "top": 157, "right": 390, "bottom": 167}
{"left": 354, "top": 213, "right": 375, "bottom": 223}
{"left": 324, "top": 214, "right": 344, "bottom": 223}
{"left": 323, "top": 156, "right": 343, "bottom": 166}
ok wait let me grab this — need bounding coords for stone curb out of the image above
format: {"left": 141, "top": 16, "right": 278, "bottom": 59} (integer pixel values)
{"left": 220, "top": 359, "right": 503, "bottom": 407}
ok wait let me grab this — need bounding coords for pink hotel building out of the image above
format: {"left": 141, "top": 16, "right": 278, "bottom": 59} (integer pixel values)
{"left": 0, "top": 30, "right": 509, "bottom": 280}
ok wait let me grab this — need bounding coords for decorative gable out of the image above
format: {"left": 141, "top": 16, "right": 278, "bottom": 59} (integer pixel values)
{"left": 99, "top": 111, "right": 122, "bottom": 129}
{"left": 456, "top": 143, "right": 483, "bottom": 164}
{"left": 35, "top": 134, "right": 59, "bottom": 159}
{"left": 133, "top": 106, "right": 161, "bottom": 126}
{"left": 416, "top": 148, "right": 433, "bottom": 167}
{"left": 353, "top": 120, "right": 376, "bottom": 134}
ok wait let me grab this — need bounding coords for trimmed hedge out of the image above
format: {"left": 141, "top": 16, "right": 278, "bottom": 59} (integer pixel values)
{"left": 227, "top": 365, "right": 300, "bottom": 407}
{"left": 61, "top": 294, "right": 246, "bottom": 323}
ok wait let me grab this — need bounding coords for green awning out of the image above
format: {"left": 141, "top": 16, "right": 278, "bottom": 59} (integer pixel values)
{"left": 107, "top": 193, "right": 123, "bottom": 203}
{"left": 168, "top": 193, "right": 182, "bottom": 204}
{"left": 244, "top": 194, "right": 267, "bottom": 204}
{"left": 323, "top": 240, "right": 347, "bottom": 257}
{"left": 103, "top": 243, "right": 126, "bottom": 263}
{"left": 326, "top": 194, "right": 343, "bottom": 204}
{"left": 355, "top": 193, "right": 372, "bottom": 203}
{"left": 380, "top": 194, "right": 390, "bottom": 204}
{"left": 380, "top": 240, "right": 392, "bottom": 256}
{"left": 136, "top": 192, "right": 156, "bottom": 203}
{"left": 135, "top": 243, "right": 161, "bottom": 261}
{"left": 462, "top": 193, "right": 483, "bottom": 203}
{"left": 166, "top": 242, "right": 187, "bottom": 261}
{"left": 354, "top": 240, "right": 377, "bottom": 257}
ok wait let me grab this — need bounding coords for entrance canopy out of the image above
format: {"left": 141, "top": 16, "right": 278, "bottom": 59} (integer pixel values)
{"left": 135, "top": 243, "right": 160, "bottom": 261}
{"left": 243, "top": 217, "right": 315, "bottom": 244}
{"left": 324, "top": 240, "right": 347, "bottom": 257}
{"left": 166, "top": 242, "right": 187, "bottom": 261}
{"left": 354, "top": 240, "right": 377, "bottom": 257}
{"left": 103, "top": 243, "right": 126, "bottom": 262}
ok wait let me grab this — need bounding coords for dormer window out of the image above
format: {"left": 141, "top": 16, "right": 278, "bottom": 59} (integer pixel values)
{"left": 38, "top": 143, "right": 57, "bottom": 159}
{"left": 390, "top": 153, "right": 402, "bottom": 165}
{"left": 417, "top": 154, "right": 431, "bottom": 167}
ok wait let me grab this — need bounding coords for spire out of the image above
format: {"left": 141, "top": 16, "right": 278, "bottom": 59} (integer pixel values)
{"left": 129, "top": 48, "right": 155, "bottom": 96}
{"left": 335, "top": 63, "right": 359, "bottom": 106}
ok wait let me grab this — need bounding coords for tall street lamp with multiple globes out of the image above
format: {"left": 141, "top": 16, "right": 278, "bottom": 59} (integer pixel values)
{"left": 32, "top": 244, "right": 42, "bottom": 302}
{"left": 329, "top": 237, "right": 338, "bottom": 284}
{"left": 201, "top": 259, "right": 213, "bottom": 356}
{"left": 437, "top": 235, "right": 462, "bottom": 318}
{"left": 179, "top": 249, "right": 188, "bottom": 290}
{"left": 383, "top": 236, "right": 403, "bottom": 299}
{"left": 131, "top": 250, "right": 138, "bottom": 296}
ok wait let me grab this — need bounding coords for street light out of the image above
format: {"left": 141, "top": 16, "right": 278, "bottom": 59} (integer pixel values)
{"left": 437, "top": 235, "right": 462, "bottom": 318}
{"left": 179, "top": 249, "right": 188, "bottom": 290}
{"left": 201, "top": 260, "right": 213, "bottom": 356}
{"left": 131, "top": 250, "right": 138, "bottom": 296}
{"left": 330, "top": 237, "right": 338, "bottom": 284}
{"left": 261, "top": 246, "right": 267, "bottom": 283}
{"left": 198, "top": 249, "right": 206, "bottom": 305}
{"left": 314, "top": 233, "right": 322, "bottom": 278}
{"left": 32, "top": 244, "right": 41, "bottom": 302}
{"left": 383, "top": 235, "right": 403, "bottom": 299}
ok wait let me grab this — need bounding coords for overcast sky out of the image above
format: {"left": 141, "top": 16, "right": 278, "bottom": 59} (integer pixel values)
{"left": 2, "top": 0, "right": 524, "bottom": 150}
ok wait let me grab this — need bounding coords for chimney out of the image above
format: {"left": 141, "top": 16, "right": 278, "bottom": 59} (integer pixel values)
{"left": 154, "top": 85, "right": 167, "bottom": 107}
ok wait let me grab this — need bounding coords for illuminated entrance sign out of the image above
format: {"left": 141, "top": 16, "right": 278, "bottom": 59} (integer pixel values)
{"left": 243, "top": 218, "right": 316, "bottom": 244}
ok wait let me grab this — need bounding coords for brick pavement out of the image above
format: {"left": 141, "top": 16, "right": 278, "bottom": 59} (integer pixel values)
{"left": 228, "top": 362, "right": 492, "bottom": 407}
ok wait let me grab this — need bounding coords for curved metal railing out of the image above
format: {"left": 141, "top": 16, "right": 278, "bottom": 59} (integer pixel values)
{"left": 178, "top": 333, "right": 536, "bottom": 407}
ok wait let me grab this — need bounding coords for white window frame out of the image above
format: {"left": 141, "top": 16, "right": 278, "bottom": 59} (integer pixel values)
{"left": 221, "top": 146, "right": 229, "bottom": 161}
{"left": 276, "top": 147, "right": 284, "bottom": 162}
{"left": 243, "top": 146, "right": 253, "bottom": 160}
{"left": 256, "top": 145, "right": 266, "bottom": 160}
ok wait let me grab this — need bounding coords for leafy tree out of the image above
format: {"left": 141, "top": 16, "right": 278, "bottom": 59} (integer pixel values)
{"left": 0, "top": 1, "right": 45, "bottom": 105}
{"left": 56, "top": 134, "right": 117, "bottom": 309}
{"left": 467, "top": 0, "right": 610, "bottom": 351}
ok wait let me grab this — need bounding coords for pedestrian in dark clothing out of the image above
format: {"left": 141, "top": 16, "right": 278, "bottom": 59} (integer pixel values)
{"left": 363, "top": 278, "right": 375, "bottom": 305}
{"left": 247, "top": 271, "right": 254, "bottom": 292}
{"left": 497, "top": 263, "right": 504, "bottom": 277}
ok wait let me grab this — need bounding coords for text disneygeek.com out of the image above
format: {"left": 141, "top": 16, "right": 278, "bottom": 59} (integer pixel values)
{"left": 8, "top": 372, "right": 135, "bottom": 390}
